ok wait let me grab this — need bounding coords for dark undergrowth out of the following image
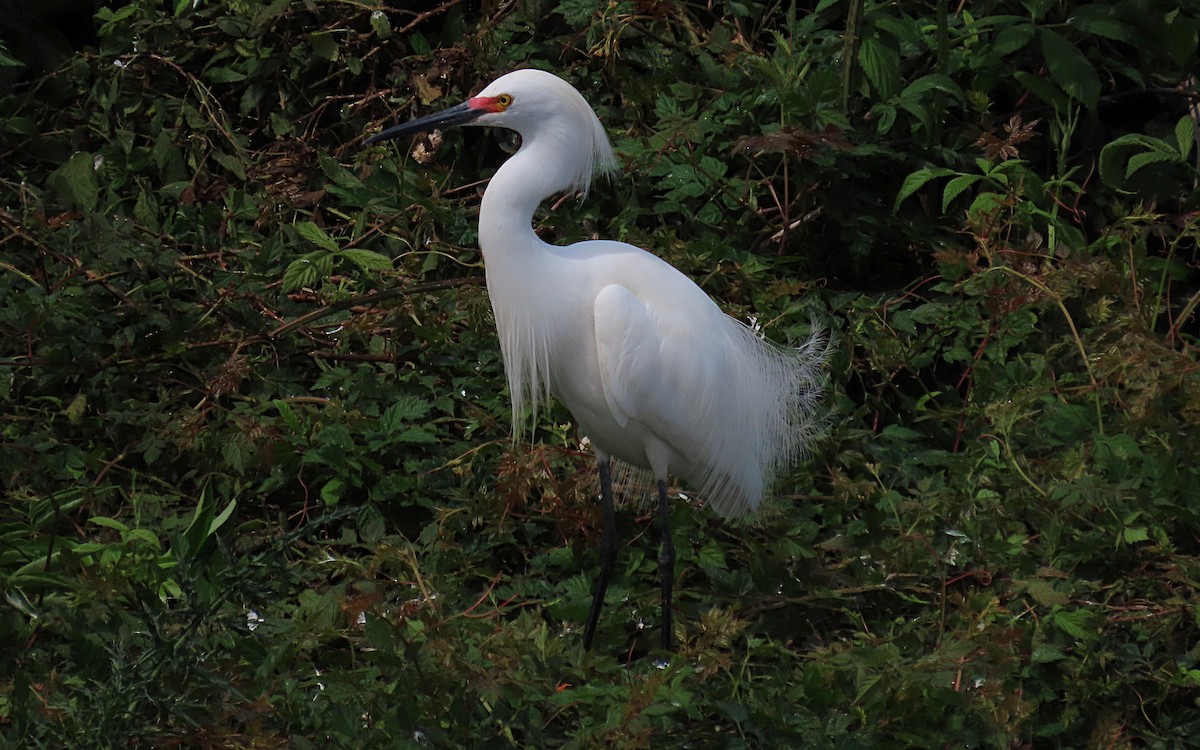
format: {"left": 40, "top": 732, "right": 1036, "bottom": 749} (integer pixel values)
{"left": 2, "top": 0, "right": 1199, "bottom": 747}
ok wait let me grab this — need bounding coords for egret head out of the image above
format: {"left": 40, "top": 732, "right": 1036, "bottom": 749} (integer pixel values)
{"left": 366, "top": 68, "right": 618, "bottom": 195}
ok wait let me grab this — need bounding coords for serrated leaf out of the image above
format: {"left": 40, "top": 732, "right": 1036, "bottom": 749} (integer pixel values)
{"left": 992, "top": 22, "right": 1035, "bottom": 56}
{"left": 397, "top": 427, "right": 438, "bottom": 443}
{"left": 342, "top": 248, "right": 393, "bottom": 272}
{"left": 211, "top": 150, "right": 247, "bottom": 181}
{"left": 941, "top": 173, "right": 983, "bottom": 212}
{"left": 295, "top": 221, "right": 340, "bottom": 252}
{"left": 358, "top": 503, "right": 386, "bottom": 545}
{"left": 858, "top": 34, "right": 901, "bottom": 100}
{"left": 1039, "top": 29, "right": 1099, "bottom": 109}
{"left": 381, "top": 396, "right": 432, "bottom": 431}
{"left": 555, "top": 0, "right": 602, "bottom": 25}
{"left": 967, "top": 191, "right": 1006, "bottom": 219}
{"left": 1126, "top": 149, "right": 1183, "bottom": 178}
{"left": 282, "top": 254, "right": 322, "bottom": 292}
{"left": 46, "top": 151, "right": 99, "bottom": 210}
{"left": 1030, "top": 642, "right": 1066, "bottom": 664}
{"left": 1175, "top": 115, "right": 1196, "bottom": 159}
{"left": 696, "top": 542, "right": 727, "bottom": 573}
{"left": 893, "top": 167, "right": 955, "bottom": 211}
{"left": 1050, "top": 607, "right": 1091, "bottom": 640}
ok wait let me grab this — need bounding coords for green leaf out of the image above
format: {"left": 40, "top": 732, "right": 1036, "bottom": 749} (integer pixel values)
{"left": 893, "top": 167, "right": 955, "bottom": 211}
{"left": 1175, "top": 115, "right": 1196, "bottom": 159}
{"left": 1099, "top": 133, "right": 1184, "bottom": 188}
{"left": 858, "top": 34, "right": 901, "bottom": 100}
{"left": 1020, "top": 578, "right": 1070, "bottom": 607}
{"left": 1050, "top": 607, "right": 1091, "bottom": 640}
{"left": 941, "top": 174, "right": 983, "bottom": 212}
{"left": 282, "top": 255, "right": 321, "bottom": 292}
{"left": 1122, "top": 526, "right": 1150, "bottom": 544}
{"left": 358, "top": 504, "right": 386, "bottom": 544}
{"left": 1126, "top": 149, "right": 1183, "bottom": 178}
{"left": 342, "top": 248, "right": 393, "bottom": 272}
{"left": 991, "top": 22, "right": 1036, "bottom": 56}
{"left": 0, "top": 46, "right": 23, "bottom": 68}
{"left": 1013, "top": 71, "right": 1069, "bottom": 110}
{"left": 397, "top": 426, "right": 438, "bottom": 443}
{"left": 321, "top": 477, "right": 345, "bottom": 506}
{"left": 1030, "top": 642, "right": 1066, "bottom": 664}
{"left": 1067, "top": 6, "right": 1133, "bottom": 41}
{"left": 1039, "top": 29, "right": 1099, "bottom": 109}
{"left": 381, "top": 396, "right": 432, "bottom": 431}
{"left": 209, "top": 499, "right": 237, "bottom": 536}
{"left": 369, "top": 10, "right": 392, "bottom": 38}
{"left": 309, "top": 31, "right": 339, "bottom": 62}
{"left": 89, "top": 516, "right": 130, "bottom": 532}
{"left": 555, "top": 0, "right": 601, "bottom": 25}
{"left": 295, "top": 221, "right": 341, "bottom": 252}
{"left": 899, "top": 74, "right": 963, "bottom": 102}
{"left": 204, "top": 67, "right": 247, "bottom": 84}
{"left": 45, "top": 151, "right": 99, "bottom": 210}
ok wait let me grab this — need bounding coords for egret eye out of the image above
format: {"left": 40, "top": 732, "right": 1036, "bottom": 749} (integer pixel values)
{"left": 495, "top": 94, "right": 513, "bottom": 109}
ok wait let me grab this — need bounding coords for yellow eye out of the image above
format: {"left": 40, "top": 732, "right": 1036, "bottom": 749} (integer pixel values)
{"left": 495, "top": 94, "right": 513, "bottom": 109}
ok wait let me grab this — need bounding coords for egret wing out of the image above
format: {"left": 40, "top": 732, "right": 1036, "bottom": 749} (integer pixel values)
{"left": 593, "top": 283, "right": 706, "bottom": 450}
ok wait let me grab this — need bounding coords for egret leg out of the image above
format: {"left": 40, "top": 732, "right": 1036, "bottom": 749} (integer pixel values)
{"left": 582, "top": 459, "right": 616, "bottom": 650}
{"left": 657, "top": 479, "right": 675, "bottom": 651}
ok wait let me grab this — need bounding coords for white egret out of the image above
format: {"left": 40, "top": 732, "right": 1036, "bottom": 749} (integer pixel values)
{"left": 366, "top": 69, "right": 825, "bottom": 651}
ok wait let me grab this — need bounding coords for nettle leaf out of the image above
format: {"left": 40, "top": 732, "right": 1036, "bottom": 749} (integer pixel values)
{"left": 893, "top": 167, "right": 955, "bottom": 211}
{"left": 295, "top": 221, "right": 341, "bottom": 252}
{"left": 942, "top": 174, "right": 984, "bottom": 212}
{"left": 1039, "top": 29, "right": 1099, "bottom": 109}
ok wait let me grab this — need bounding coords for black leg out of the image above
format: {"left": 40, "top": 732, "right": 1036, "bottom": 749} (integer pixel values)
{"left": 583, "top": 459, "right": 616, "bottom": 650}
{"left": 657, "top": 479, "right": 675, "bottom": 651}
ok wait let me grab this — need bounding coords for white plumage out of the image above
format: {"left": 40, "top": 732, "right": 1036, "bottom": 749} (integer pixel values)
{"left": 367, "top": 68, "right": 826, "bottom": 649}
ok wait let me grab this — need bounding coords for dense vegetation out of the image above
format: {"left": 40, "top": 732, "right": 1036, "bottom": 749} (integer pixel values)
{"left": 3, "top": 0, "right": 1199, "bottom": 746}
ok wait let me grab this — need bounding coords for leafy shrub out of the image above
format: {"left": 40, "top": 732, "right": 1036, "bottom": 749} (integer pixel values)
{"left": 2, "top": 0, "right": 1198, "bottom": 747}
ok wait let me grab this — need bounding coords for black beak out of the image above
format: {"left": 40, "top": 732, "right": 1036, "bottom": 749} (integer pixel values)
{"left": 364, "top": 101, "right": 484, "bottom": 144}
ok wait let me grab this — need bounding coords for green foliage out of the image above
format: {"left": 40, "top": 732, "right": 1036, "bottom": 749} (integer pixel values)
{"left": 2, "top": 0, "right": 1199, "bottom": 747}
